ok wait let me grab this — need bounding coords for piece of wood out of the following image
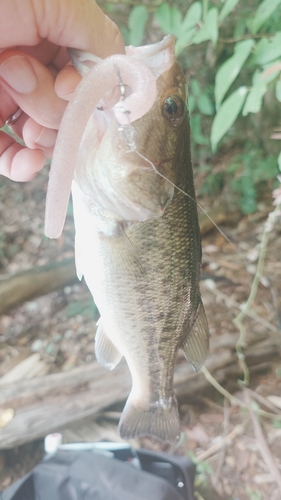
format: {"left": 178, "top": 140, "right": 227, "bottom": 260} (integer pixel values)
{"left": 0, "top": 259, "right": 78, "bottom": 314}
{"left": 0, "top": 330, "right": 280, "bottom": 449}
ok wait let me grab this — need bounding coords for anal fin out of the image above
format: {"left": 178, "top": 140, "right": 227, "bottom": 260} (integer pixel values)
{"left": 182, "top": 299, "right": 209, "bottom": 371}
{"left": 95, "top": 319, "right": 122, "bottom": 370}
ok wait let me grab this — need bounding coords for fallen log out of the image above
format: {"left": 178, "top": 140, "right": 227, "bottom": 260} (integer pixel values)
{"left": 0, "top": 203, "right": 239, "bottom": 315}
{"left": 0, "top": 259, "right": 78, "bottom": 315}
{"left": 0, "top": 330, "right": 280, "bottom": 449}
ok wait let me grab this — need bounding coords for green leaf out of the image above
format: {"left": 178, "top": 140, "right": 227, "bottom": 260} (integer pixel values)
{"left": 175, "top": 28, "right": 196, "bottom": 55}
{"left": 206, "top": 8, "right": 219, "bottom": 46}
{"left": 120, "top": 26, "right": 130, "bottom": 45}
{"left": 174, "top": 2, "right": 202, "bottom": 55}
{"left": 252, "top": 32, "right": 281, "bottom": 66}
{"left": 276, "top": 80, "right": 281, "bottom": 102}
{"left": 211, "top": 86, "right": 248, "bottom": 150}
{"left": 180, "top": 2, "right": 202, "bottom": 33}
{"left": 259, "top": 61, "right": 281, "bottom": 84}
{"left": 155, "top": 3, "right": 182, "bottom": 36}
{"left": 190, "top": 79, "right": 201, "bottom": 97}
{"left": 128, "top": 6, "right": 148, "bottom": 46}
{"left": 190, "top": 114, "right": 209, "bottom": 145}
{"left": 197, "top": 93, "right": 214, "bottom": 115}
{"left": 188, "top": 94, "right": 196, "bottom": 114}
{"left": 242, "top": 82, "right": 267, "bottom": 115}
{"left": 219, "top": 0, "right": 240, "bottom": 23}
{"left": 192, "top": 8, "right": 218, "bottom": 45}
{"left": 250, "top": 0, "right": 281, "bottom": 34}
{"left": 215, "top": 39, "right": 254, "bottom": 108}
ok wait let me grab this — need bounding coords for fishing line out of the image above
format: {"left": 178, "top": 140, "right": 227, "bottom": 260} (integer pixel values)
{"left": 135, "top": 149, "right": 247, "bottom": 265}
{"left": 118, "top": 121, "right": 246, "bottom": 264}
{"left": 113, "top": 65, "right": 246, "bottom": 264}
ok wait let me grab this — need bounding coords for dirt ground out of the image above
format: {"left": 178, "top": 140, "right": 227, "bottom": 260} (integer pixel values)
{"left": 0, "top": 163, "right": 280, "bottom": 500}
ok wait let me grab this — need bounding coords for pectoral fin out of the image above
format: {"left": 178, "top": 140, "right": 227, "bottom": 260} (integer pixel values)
{"left": 182, "top": 299, "right": 209, "bottom": 371}
{"left": 95, "top": 319, "right": 122, "bottom": 370}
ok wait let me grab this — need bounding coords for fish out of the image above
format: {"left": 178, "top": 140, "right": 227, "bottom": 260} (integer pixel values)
{"left": 45, "top": 35, "right": 209, "bottom": 443}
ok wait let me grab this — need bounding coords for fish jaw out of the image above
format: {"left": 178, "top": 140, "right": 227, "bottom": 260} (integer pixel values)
{"left": 126, "top": 35, "right": 176, "bottom": 78}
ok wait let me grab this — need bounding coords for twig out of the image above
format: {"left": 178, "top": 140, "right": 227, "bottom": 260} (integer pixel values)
{"left": 233, "top": 204, "right": 281, "bottom": 385}
{"left": 218, "top": 34, "right": 273, "bottom": 43}
{"left": 245, "top": 390, "right": 281, "bottom": 496}
{"left": 200, "top": 366, "right": 281, "bottom": 421}
{"left": 270, "top": 283, "right": 281, "bottom": 330}
{"left": 196, "top": 420, "right": 249, "bottom": 462}
{"left": 249, "top": 389, "right": 281, "bottom": 416}
{"left": 201, "top": 283, "right": 280, "bottom": 335}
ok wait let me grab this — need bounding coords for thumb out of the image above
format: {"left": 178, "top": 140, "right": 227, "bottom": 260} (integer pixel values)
{"left": 0, "top": 0, "right": 125, "bottom": 57}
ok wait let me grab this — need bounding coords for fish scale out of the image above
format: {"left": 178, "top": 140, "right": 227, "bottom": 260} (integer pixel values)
{"left": 49, "top": 35, "right": 209, "bottom": 443}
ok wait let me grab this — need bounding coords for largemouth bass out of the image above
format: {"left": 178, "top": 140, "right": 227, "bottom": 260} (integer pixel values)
{"left": 45, "top": 35, "right": 209, "bottom": 443}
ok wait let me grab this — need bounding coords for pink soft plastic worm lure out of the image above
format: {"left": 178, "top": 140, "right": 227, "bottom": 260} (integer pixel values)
{"left": 45, "top": 55, "right": 157, "bottom": 239}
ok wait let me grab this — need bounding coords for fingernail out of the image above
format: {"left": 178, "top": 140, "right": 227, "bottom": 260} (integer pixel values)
{"left": 35, "top": 127, "right": 57, "bottom": 148}
{"left": 0, "top": 56, "right": 37, "bottom": 94}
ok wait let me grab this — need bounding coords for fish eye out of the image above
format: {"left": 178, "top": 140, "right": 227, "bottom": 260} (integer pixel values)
{"left": 162, "top": 95, "right": 185, "bottom": 125}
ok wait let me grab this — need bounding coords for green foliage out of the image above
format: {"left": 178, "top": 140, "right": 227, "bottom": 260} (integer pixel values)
{"left": 192, "top": 456, "right": 213, "bottom": 488}
{"left": 106, "top": 0, "right": 281, "bottom": 213}
{"left": 155, "top": 3, "right": 182, "bottom": 37}
{"left": 192, "top": 8, "right": 218, "bottom": 46}
{"left": 219, "top": 0, "right": 240, "bottom": 22}
{"left": 200, "top": 171, "right": 224, "bottom": 196}
{"left": 121, "top": 5, "right": 148, "bottom": 46}
{"left": 251, "top": 32, "right": 281, "bottom": 65}
{"left": 228, "top": 149, "right": 279, "bottom": 213}
{"left": 215, "top": 40, "right": 254, "bottom": 109}
{"left": 211, "top": 86, "right": 248, "bottom": 148}
{"left": 248, "top": 0, "right": 281, "bottom": 34}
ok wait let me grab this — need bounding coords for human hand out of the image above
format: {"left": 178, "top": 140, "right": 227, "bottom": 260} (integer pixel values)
{"left": 0, "top": 0, "right": 124, "bottom": 182}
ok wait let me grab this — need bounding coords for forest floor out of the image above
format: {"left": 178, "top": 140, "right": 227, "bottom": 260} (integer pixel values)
{"left": 0, "top": 160, "right": 280, "bottom": 500}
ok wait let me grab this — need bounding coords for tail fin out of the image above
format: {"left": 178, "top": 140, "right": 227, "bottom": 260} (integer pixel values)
{"left": 118, "top": 395, "right": 180, "bottom": 444}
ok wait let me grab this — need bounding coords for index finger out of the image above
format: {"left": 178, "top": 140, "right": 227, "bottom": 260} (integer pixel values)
{"left": 0, "top": 0, "right": 125, "bottom": 57}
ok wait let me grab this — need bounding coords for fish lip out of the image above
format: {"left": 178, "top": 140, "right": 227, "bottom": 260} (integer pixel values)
{"left": 126, "top": 35, "right": 175, "bottom": 58}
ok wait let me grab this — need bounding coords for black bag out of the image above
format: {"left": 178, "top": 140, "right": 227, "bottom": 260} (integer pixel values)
{"left": 1, "top": 443, "right": 196, "bottom": 500}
